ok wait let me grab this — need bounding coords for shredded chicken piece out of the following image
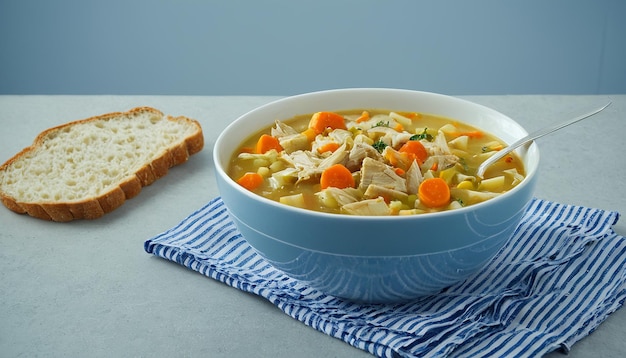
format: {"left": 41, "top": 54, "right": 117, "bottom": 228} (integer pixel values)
{"left": 421, "top": 154, "right": 459, "bottom": 172}
{"left": 392, "top": 132, "right": 414, "bottom": 148}
{"left": 345, "top": 142, "right": 383, "bottom": 171}
{"left": 367, "top": 126, "right": 413, "bottom": 148}
{"left": 269, "top": 120, "right": 309, "bottom": 153}
{"left": 271, "top": 120, "right": 299, "bottom": 137}
{"left": 280, "top": 133, "right": 309, "bottom": 153}
{"left": 311, "top": 129, "right": 352, "bottom": 154}
{"left": 359, "top": 157, "right": 406, "bottom": 192}
{"left": 363, "top": 184, "right": 408, "bottom": 202}
{"left": 382, "top": 146, "right": 414, "bottom": 170}
{"left": 278, "top": 143, "right": 348, "bottom": 182}
{"left": 316, "top": 187, "right": 362, "bottom": 207}
{"left": 318, "top": 143, "right": 348, "bottom": 170}
{"left": 422, "top": 130, "right": 452, "bottom": 156}
{"left": 341, "top": 197, "right": 390, "bottom": 216}
{"left": 405, "top": 160, "right": 422, "bottom": 194}
{"left": 280, "top": 150, "right": 319, "bottom": 168}
{"left": 280, "top": 150, "right": 322, "bottom": 181}
{"left": 269, "top": 167, "right": 299, "bottom": 188}
{"left": 328, "top": 129, "right": 354, "bottom": 145}
{"left": 357, "top": 113, "right": 392, "bottom": 130}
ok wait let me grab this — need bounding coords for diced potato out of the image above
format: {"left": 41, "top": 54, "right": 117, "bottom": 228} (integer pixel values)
{"left": 448, "top": 135, "right": 469, "bottom": 150}
{"left": 257, "top": 166, "right": 270, "bottom": 177}
{"left": 389, "top": 112, "right": 413, "bottom": 127}
{"left": 406, "top": 194, "right": 418, "bottom": 208}
{"left": 316, "top": 190, "right": 339, "bottom": 208}
{"left": 448, "top": 200, "right": 464, "bottom": 210}
{"left": 329, "top": 129, "right": 354, "bottom": 144}
{"left": 271, "top": 168, "right": 298, "bottom": 187}
{"left": 439, "top": 123, "right": 457, "bottom": 135}
{"left": 399, "top": 208, "right": 426, "bottom": 215}
{"left": 389, "top": 200, "right": 409, "bottom": 214}
{"left": 238, "top": 150, "right": 279, "bottom": 169}
{"left": 413, "top": 127, "right": 437, "bottom": 138}
{"left": 252, "top": 158, "right": 270, "bottom": 168}
{"left": 269, "top": 160, "right": 285, "bottom": 172}
{"left": 279, "top": 193, "right": 306, "bottom": 208}
{"left": 353, "top": 133, "right": 374, "bottom": 146}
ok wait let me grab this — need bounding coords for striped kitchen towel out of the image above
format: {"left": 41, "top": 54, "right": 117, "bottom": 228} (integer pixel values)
{"left": 144, "top": 197, "right": 626, "bottom": 357}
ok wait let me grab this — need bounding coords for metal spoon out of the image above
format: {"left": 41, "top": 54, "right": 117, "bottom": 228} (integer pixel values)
{"left": 476, "top": 101, "right": 612, "bottom": 179}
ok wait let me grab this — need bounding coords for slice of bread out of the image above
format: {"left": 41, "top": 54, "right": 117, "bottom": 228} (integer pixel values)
{"left": 0, "top": 107, "right": 204, "bottom": 222}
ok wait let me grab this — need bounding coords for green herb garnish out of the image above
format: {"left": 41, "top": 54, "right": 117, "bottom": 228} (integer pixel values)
{"left": 410, "top": 128, "right": 434, "bottom": 142}
{"left": 372, "top": 140, "right": 388, "bottom": 153}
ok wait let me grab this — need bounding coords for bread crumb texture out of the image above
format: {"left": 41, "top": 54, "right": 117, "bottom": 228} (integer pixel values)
{"left": 0, "top": 107, "right": 203, "bottom": 220}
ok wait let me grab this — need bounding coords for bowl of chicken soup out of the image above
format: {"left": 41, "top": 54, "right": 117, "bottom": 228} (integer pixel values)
{"left": 214, "top": 88, "right": 539, "bottom": 303}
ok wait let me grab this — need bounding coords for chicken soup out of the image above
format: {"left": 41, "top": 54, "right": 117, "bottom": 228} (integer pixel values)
{"left": 228, "top": 109, "right": 525, "bottom": 215}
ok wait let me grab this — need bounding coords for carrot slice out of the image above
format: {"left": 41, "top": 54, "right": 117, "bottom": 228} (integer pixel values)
{"left": 355, "top": 111, "right": 370, "bottom": 123}
{"left": 317, "top": 142, "right": 341, "bottom": 153}
{"left": 320, "top": 164, "right": 354, "bottom": 189}
{"left": 394, "top": 167, "right": 405, "bottom": 176}
{"left": 418, "top": 177, "right": 450, "bottom": 208}
{"left": 309, "top": 112, "right": 347, "bottom": 135}
{"left": 405, "top": 112, "right": 421, "bottom": 119}
{"left": 399, "top": 140, "right": 428, "bottom": 164}
{"left": 256, "top": 134, "right": 283, "bottom": 154}
{"left": 237, "top": 172, "right": 264, "bottom": 191}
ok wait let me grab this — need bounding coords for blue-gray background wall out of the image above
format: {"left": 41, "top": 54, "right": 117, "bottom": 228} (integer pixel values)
{"left": 1, "top": 0, "right": 624, "bottom": 95}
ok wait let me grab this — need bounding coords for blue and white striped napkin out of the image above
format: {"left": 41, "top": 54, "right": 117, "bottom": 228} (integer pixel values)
{"left": 144, "top": 198, "right": 626, "bottom": 357}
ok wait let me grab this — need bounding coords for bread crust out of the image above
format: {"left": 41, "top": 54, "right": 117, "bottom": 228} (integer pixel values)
{"left": 0, "top": 107, "right": 204, "bottom": 222}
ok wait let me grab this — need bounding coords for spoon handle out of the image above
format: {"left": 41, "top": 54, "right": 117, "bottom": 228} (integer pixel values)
{"left": 476, "top": 101, "right": 612, "bottom": 178}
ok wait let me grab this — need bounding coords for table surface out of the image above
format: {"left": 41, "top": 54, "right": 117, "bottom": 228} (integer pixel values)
{"left": 1, "top": 95, "right": 624, "bottom": 358}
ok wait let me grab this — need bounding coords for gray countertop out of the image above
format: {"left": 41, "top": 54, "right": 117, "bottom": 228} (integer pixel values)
{"left": 1, "top": 95, "right": 624, "bottom": 357}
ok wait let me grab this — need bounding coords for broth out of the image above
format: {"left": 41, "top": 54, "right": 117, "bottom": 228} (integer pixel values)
{"left": 228, "top": 109, "right": 525, "bottom": 215}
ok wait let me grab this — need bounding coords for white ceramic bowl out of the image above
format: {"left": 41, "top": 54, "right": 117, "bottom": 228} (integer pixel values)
{"left": 214, "top": 88, "right": 539, "bottom": 303}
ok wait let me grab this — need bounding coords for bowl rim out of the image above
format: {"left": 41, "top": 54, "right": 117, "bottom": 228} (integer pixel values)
{"left": 213, "top": 88, "right": 540, "bottom": 222}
